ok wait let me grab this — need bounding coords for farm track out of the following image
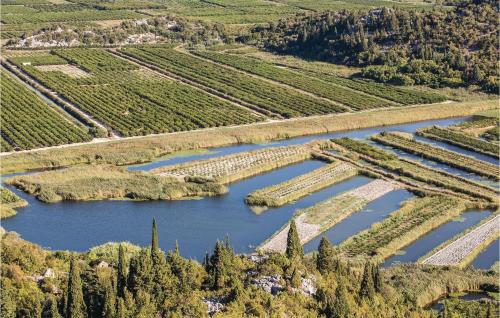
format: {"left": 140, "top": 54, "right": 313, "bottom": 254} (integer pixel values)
{"left": 259, "top": 179, "right": 397, "bottom": 253}
{"left": 1, "top": 59, "right": 115, "bottom": 136}
{"left": 181, "top": 48, "right": 354, "bottom": 112}
{"left": 110, "top": 49, "right": 281, "bottom": 119}
{"left": 422, "top": 214, "right": 500, "bottom": 266}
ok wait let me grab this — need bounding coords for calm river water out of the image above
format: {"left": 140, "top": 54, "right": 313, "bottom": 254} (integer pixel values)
{"left": 2, "top": 116, "right": 498, "bottom": 263}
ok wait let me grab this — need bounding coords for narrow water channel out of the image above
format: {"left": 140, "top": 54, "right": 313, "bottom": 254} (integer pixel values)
{"left": 471, "top": 239, "right": 499, "bottom": 270}
{"left": 383, "top": 210, "right": 493, "bottom": 266}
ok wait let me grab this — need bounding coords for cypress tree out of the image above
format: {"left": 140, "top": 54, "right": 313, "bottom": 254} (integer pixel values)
{"left": 102, "top": 280, "right": 116, "bottom": 318}
{"left": 66, "top": 258, "right": 86, "bottom": 318}
{"left": 116, "top": 298, "right": 127, "bottom": 318}
{"left": 203, "top": 251, "right": 210, "bottom": 272}
{"left": 317, "top": 237, "right": 333, "bottom": 274}
{"left": 210, "top": 241, "right": 225, "bottom": 289}
{"left": 151, "top": 218, "right": 158, "bottom": 253}
{"left": 359, "top": 262, "right": 376, "bottom": 301}
{"left": 285, "top": 220, "right": 303, "bottom": 260}
{"left": 373, "top": 264, "right": 382, "bottom": 292}
{"left": 290, "top": 268, "right": 301, "bottom": 289}
{"left": 331, "top": 282, "right": 352, "bottom": 318}
{"left": 43, "top": 295, "right": 62, "bottom": 318}
{"left": 117, "top": 244, "right": 127, "bottom": 298}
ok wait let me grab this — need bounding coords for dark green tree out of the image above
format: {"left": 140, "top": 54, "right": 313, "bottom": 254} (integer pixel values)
{"left": 331, "top": 282, "right": 352, "bottom": 318}
{"left": 43, "top": 295, "right": 62, "bottom": 318}
{"left": 117, "top": 244, "right": 127, "bottom": 298}
{"left": 102, "top": 280, "right": 116, "bottom": 318}
{"left": 151, "top": 218, "right": 158, "bottom": 253}
{"left": 359, "top": 262, "right": 376, "bottom": 301}
{"left": 66, "top": 258, "right": 86, "bottom": 318}
{"left": 290, "top": 268, "right": 301, "bottom": 289}
{"left": 285, "top": 220, "right": 303, "bottom": 260}
{"left": 116, "top": 298, "right": 127, "bottom": 318}
{"left": 316, "top": 237, "right": 333, "bottom": 274}
{"left": 373, "top": 264, "right": 382, "bottom": 292}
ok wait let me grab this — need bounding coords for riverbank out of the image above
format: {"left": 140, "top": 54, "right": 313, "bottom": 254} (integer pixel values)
{"left": 1, "top": 100, "right": 496, "bottom": 174}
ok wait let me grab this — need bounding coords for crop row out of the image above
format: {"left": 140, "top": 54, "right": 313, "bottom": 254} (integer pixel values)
{"left": 1, "top": 68, "right": 91, "bottom": 151}
{"left": 332, "top": 138, "right": 498, "bottom": 201}
{"left": 422, "top": 214, "right": 500, "bottom": 267}
{"left": 259, "top": 179, "right": 396, "bottom": 253}
{"left": 417, "top": 126, "right": 499, "bottom": 158}
{"left": 11, "top": 50, "right": 262, "bottom": 137}
{"left": 0, "top": 9, "right": 144, "bottom": 24}
{"left": 340, "top": 195, "right": 467, "bottom": 262}
{"left": 372, "top": 132, "right": 499, "bottom": 180}
{"left": 302, "top": 70, "right": 446, "bottom": 105}
{"left": 245, "top": 162, "right": 358, "bottom": 207}
{"left": 193, "top": 50, "right": 391, "bottom": 110}
{"left": 121, "top": 47, "right": 347, "bottom": 118}
{"left": 154, "top": 145, "right": 312, "bottom": 184}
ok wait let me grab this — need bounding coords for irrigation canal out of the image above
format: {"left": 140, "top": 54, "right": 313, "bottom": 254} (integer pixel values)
{"left": 2, "top": 116, "right": 498, "bottom": 265}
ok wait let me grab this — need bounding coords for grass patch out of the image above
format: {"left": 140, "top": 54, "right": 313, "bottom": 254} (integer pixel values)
{"left": 0, "top": 188, "right": 27, "bottom": 219}
{"left": 5, "top": 165, "right": 227, "bottom": 203}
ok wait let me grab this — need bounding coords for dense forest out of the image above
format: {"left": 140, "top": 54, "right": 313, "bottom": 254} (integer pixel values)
{"left": 250, "top": 0, "right": 498, "bottom": 92}
{"left": 1, "top": 220, "right": 497, "bottom": 318}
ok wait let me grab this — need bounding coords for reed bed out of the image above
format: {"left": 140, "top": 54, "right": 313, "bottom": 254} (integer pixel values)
{"left": 259, "top": 179, "right": 396, "bottom": 253}
{"left": 0, "top": 188, "right": 27, "bottom": 219}
{"left": 245, "top": 162, "right": 358, "bottom": 207}
{"left": 372, "top": 132, "right": 499, "bottom": 180}
{"left": 422, "top": 214, "right": 500, "bottom": 267}
{"left": 6, "top": 165, "right": 227, "bottom": 203}
{"left": 417, "top": 126, "right": 499, "bottom": 158}
{"left": 339, "top": 195, "right": 468, "bottom": 262}
{"left": 152, "top": 145, "right": 312, "bottom": 184}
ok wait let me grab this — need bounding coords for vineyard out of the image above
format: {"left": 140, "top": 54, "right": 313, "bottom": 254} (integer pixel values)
{"left": 371, "top": 132, "right": 499, "bottom": 180}
{"left": 153, "top": 145, "right": 312, "bottom": 184}
{"left": 417, "top": 126, "right": 499, "bottom": 158}
{"left": 340, "top": 195, "right": 467, "bottom": 262}
{"left": 0, "top": 68, "right": 92, "bottom": 151}
{"left": 259, "top": 179, "right": 396, "bottom": 253}
{"left": 120, "top": 47, "right": 348, "bottom": 117}
{"left": 245, "top": 162, "right": 358, "bottom": 207}
{"left": 1, "top": 9, "right": 144, "bottom": 24}
{"left": 10, "top": 49, "right": 263, "bottom": 137}
{"left": 193, "top": 50, "right": 393, "bottom": 110}
{"left": 332, "top": 138, "right": 499, "bottom": 202}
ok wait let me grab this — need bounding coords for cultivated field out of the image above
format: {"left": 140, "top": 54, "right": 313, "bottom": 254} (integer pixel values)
{"left": 260, "top": 179, "right": 396, "bottom": 252}
{"left": 417, "top": 126, "right": 499, "bottom": 158}
{"left": 246, "top": 162, "right": 358, "bottom": 208}
{"left": 153, "top": 145, "right": 312, "bottom": 184}
{"left": 372, "top": 132, "right": 499, "bottom": 180}
{"left": 422, "top": 214, "right": 500, "bottom": 267}
{"left": 0, "top": 68, "right": 92, "bottom": 151}
{"left": 340, "top": 195, "right": 468, "bottom": 262}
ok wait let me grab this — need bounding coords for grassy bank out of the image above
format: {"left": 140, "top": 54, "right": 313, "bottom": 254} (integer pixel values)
{"left": 5, "top": 165, "right": 227, "bottom": 203}
{"left": 0, "top": 188, "right": 27, "bottom": 219}
{"left": 371, "top": 132, "right": 499, "bottom": 180}
{"left": 1, "top": 100, "right": 496, "bottom": 174}
{"left": 339, "top": 195, "right": 469, "bottom": 263}
{"left": 245, "top": 162, "right": 358, "bottom": 208}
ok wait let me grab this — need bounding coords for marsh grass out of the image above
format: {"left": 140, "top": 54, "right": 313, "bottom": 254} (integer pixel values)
{"left": 6, "top": 165, "right": 227, "bottom": 203}
{"left": 0, "top": 188, "right": 27, "bottom": 219}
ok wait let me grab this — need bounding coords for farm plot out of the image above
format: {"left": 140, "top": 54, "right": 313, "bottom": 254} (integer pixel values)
{"left": 332, "top": 138, "right": 499, "bottom": 202}
{"left": 301, "top": 71, "right": 447, "bottom": 105}
{"left": 120, "top": 47, "right": 348, "bottom": 118}
{"left": 153, "top": 145, "right": 312, "bottom": 184}
{"left": 0, "top": 68, "right": 92, "bottom": 151}
{"left": 422, "top": 214, "right": 500, "bottom": 267}
{"left": 0, "top": 9, "right": 145, "bottom": 24}
{"left": 193, "top": 50, "right": 392, "bottom": 110}
{"left": 35, "top": 64, "right": 90, "bottom": 78}
{"left": 259, "top": 179, "right": 397, "bottom": 253}
{"left": 371, "top": 132, "right": 499, "bottom": 180}
{"left": 10, "top": 49, "right": 263, "bottom": 137}
{"left": 339, "top": 195, "right": 467, "bottom": 262}
{"left": 417, "top": 126, "right": 499, "bottom": 158}
{"left": 246, "top": 162, "right": 358, "bottom": 208}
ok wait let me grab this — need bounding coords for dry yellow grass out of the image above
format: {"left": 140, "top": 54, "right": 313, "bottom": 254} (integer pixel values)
{"left": 1, "top": 100, "right": 496, "bottom": 174}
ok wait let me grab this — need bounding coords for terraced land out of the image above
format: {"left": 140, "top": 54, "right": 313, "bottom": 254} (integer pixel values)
{"left": 246, "top": 162, "right": 358, "bottom": 208}
{"left": 372, "top": 132, "right": 499, "bottom": 180}
{"left": 260, "top": 179, "right": 396, "bottom": 252}
{"left": 0, "top": 68, "right": 92, "bottom": 151}
{"left": 120, "top": 47, "right": 348, "bottom": 118}
{"left": 422, "top": 214, "right": 500, "bottom": 267}
{"left": 193, "top": 50, "right": 393, "bottom": 110}
{"left": 340, "top": 195, "right": 468, "bottom": 262}
{"left": 332, "top": 138, "right": 499, "bottom": 202}
{"left": 153, "top": 145, "right": 312, "bottom": 184}
{"left": 9, "top": 49, "right": 262, "bottom": 137}
{"left": 0, "top": 9, "right": 145, "bottom": 24}
{"left": 417, "top": 126, "right": 499, "bottom": 158}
